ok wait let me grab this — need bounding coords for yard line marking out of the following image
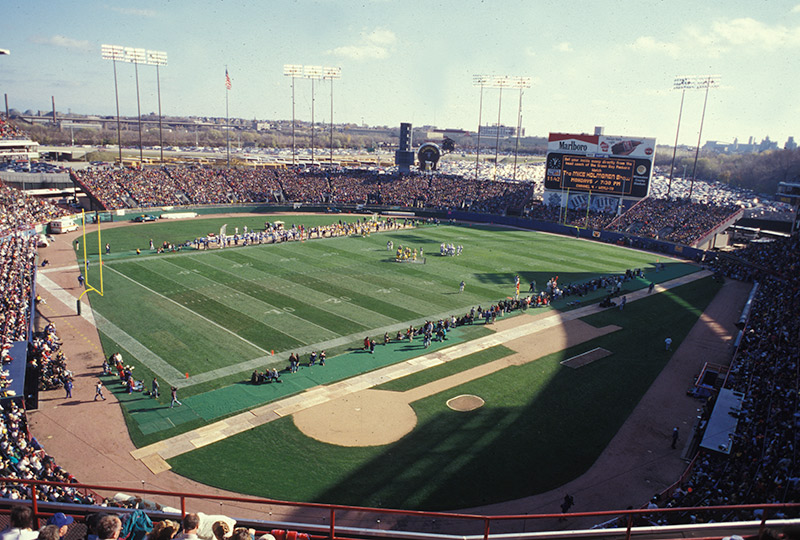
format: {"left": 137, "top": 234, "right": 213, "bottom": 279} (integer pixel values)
{"left": 201, "top": 252, "right": 394, "bottom": 329}
{"left": 158, "top": 256, "right": 337, "bottom": 342}
{"left": 91, "top": 311, "right": 186, "bottom": 382}
{"left": 35, "top": 273, "right": 185, "bottom": 384}
{"left": 104, "top": 264, "right": 272, "bottom": 356}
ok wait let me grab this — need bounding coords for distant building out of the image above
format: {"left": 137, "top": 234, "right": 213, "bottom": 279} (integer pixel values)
{"left": 785, "top": 136, "right": 797, "bottom": 151}
{"left": 703, "top": 136, "right": 780, "bottom": 154}
{"left": 478, "top": 124, "right": 522, "bottom": 138}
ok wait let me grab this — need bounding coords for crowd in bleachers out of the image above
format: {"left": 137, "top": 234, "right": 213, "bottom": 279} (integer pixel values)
{"left": 606, "top": 198, "right": 741, "bottom": 246}
{"left": 0, "top": 116, "right": 28, "bottom": 140}
{"left": 73, "top": 165, "right": 743, "bottom": 246}
{"left": 74, "top": 166, "right": 533, "bottom": 215}
{"left": 640, "top": 237, "right": 800, "bottom": 524}
{"left": 0, "top": 235, "right": 87, "bottom": 504}
{"left": 0, "top": 182, "right": 69, "bottom": 237}
{"left": 29, "top": 323, "right": 73, "bottom": 391}
{"left": 0, "top": 401, "right": 92, "bottom": 503}
{"left": 0, "top": 236, "right": 37, "bottom": 345}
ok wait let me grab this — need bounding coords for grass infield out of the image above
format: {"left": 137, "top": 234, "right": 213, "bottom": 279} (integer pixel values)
{"left": 80, "top": 214, "right": 710, "bottom": 508}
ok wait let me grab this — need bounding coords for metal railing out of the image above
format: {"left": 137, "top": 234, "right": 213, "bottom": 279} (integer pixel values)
{"left": 1, "top": 477, "right": 799, "bottom": 540}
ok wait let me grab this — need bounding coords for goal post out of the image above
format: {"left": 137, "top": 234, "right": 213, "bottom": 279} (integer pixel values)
{"left": 77, "top": 210, "right": 104, "bottom": 309}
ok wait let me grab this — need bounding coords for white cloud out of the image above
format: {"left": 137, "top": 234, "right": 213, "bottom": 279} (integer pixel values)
{"left": 554, "top": 42, "right": 572, "bottom": 52}
{"left": 709, "top": 17, "right": 800, "bottom": 49}
{"left": 365, "top": 28, "right": 396, "bottom": 46}
{"left": 631, "top": 36, "right": 682, "bottom": 58}
{"left": 792, "top": 4, "right": 800, "bottom": 13}
{"left": 31, "top": 35, "right": 93, "bottom": 53}
{"left": 629, "top": 17, "right": 800, "bottom": 59}
{"left": 328, "top": 27, "right": 396, "bottom": 60}
{"left": 107, "top": 6, "right": 157, "bottom": 17}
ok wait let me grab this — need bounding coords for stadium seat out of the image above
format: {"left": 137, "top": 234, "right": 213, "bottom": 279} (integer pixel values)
{"left": 270, "top": 530, "right": 285, "bottom": 540}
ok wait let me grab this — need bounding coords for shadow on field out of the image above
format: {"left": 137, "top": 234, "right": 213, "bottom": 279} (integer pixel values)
{"left": 295, "top": 274, "right": 721, "bottom": 511}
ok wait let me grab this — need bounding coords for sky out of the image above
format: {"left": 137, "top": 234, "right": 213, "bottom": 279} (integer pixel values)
{"left": 2, "top": 0, "right": 799, "bottom": 147}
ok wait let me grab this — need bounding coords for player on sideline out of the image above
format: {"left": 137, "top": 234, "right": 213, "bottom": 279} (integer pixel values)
{"left": 459, "top": 280, "right": 465, "bottom": 293}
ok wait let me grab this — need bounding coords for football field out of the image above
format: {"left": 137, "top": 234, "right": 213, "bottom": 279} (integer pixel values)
{"left": 80, "top": 215, "right": 715, "bottom": 508}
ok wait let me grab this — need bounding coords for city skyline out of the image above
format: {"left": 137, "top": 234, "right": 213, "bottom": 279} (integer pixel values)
{"left": 2, "top": 1, "right": 799, "bottom": 147}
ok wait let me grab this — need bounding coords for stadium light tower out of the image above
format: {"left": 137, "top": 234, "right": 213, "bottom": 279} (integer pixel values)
{"left": 323, "top": 67, "right": 341, "bottom": 166}
{"left": 689, "top": 75, "right": 720, "bottom": 201}
{"left": 125, "top": 47, "right": 147, "bottom": 166}
{"left": 101, "top": 44, "right": 125, "bottom": 167}
{"left": 472, "top": 75, "right": 490, "bottom": 180}
{"left": 668, "top": 76, "right": 695, "bottom": 197}
{"left": 304, "top": 66, "right": 323, "bottom": 167}
{"left": 510, "top": 76, "right": 531, "bottom": 181}
{"left": 283, "top": 64, "right": 303, "bottom": 166}
{"left": 493, "top": 75, "right": 512, "bottom": 180}
{"left": 146, "top": 50, "right": 168, "bottom": 163}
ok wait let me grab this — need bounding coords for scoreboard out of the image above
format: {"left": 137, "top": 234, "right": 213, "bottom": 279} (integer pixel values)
{"left": 544, "top": 152, "right": 652, "bottom": 198}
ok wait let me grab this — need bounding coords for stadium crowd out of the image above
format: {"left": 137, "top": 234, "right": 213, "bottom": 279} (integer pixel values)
{"left": 0, "top": 116, "right": 28, "bottom": 140}
{"left": 0, "top": 235, "right": 86, "bottom": 505}
{"left": 0, "top": 182, "right": 68, "bottom": 237}
{"left": 0, "top": 236, "right": 37, "bottom": 344}
{"left": 73, "top": 165, "right": 743, "bottom": 247}
{"left": 605, "top": 198, "right": 741, "bottom": 245}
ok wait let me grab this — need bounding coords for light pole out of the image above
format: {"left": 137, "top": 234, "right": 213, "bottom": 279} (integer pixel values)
{"left": 668, "top": 76, "right": 694, "bottom": 198}
{"left": 510, "top": 77, "right": 531, "bottom": 181}
{"left": 472, "top": 75, "right": 489, "bottom": 180}
{"left": 146, "top": 50, "right": 167, "bottom": 163}
{"left": 283, "top": 65, "right": 302, "bottom": 166}
{"left": 304, "top": 66, "right": 323, "bottom": 167}
{"left": 101, "top": 45, "right": 125, "bottom": 167}
{"left": 689, "top": 75, "right": 720, "bottom": 201}
{"left": 493, "top": 75, "right": 510, "bottom": 179}
{"left": 323, "top": 67, "right": 341, "bottom": 166}
{"left": 126, "top": 47, "right": 147, "bottom": 166}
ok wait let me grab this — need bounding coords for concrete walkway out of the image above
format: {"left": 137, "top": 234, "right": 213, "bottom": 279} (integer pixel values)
{"left": 129, "top": 270, "right": 711, "bottom": 473}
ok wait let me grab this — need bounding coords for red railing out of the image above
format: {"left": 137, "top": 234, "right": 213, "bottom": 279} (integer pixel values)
{"left": 2, "top": 477, "right": 799, "bottom": 540}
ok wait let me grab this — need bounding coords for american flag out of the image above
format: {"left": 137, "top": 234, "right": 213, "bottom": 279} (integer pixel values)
{"left": 225, "top": 69, "right": 231, "bottom": 90}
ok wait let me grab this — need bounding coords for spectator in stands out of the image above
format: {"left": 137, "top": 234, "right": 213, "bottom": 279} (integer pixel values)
{"left": 37, "top": 526, "right": 60, "bottom": 540}
{"left": 175, "top": 514, "right": 200, "bottom": 540}
{"left": 97, "top": 516, "right": 122, "bottom": 540}
{"left": 210, "top": 522, "right": 229, "bottom": 540}
{"left": 0, "top": 505, "right": 39, "bottom": 540}
{"left": 46, "top": 513, "right": 73, "bottom": 538}
{"left": 228, "top": 529, "right": 254, "bottom": 540}
{"left": 147, "top": 521, "right": 179, "bottom": 540}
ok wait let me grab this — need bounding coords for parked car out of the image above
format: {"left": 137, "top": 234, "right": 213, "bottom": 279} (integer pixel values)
{"left": 133, "top": 214, "right": 158, "bottom": 222}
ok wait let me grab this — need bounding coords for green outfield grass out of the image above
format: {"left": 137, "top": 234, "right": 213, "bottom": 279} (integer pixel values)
{"left": 167, "top": 277, "right": 720, "bottom": 510}
{"left": 80, "top": 214, "right": 708, "bottom": 507}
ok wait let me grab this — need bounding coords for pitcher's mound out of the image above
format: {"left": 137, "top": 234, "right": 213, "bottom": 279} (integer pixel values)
{"left": 293, "top": 389, "right": 417, "bottom": 447}
{"left": 447, "top": 394, "right": 485, "bottom": 411}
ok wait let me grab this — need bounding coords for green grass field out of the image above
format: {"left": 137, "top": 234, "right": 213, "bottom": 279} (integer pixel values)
{"left": 81, "top": 214, "right": 712, "bottom": 509}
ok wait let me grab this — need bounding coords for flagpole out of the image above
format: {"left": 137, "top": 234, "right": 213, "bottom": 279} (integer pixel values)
{"left": 226, "top": 66, "right": 230, "bottom": 167}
